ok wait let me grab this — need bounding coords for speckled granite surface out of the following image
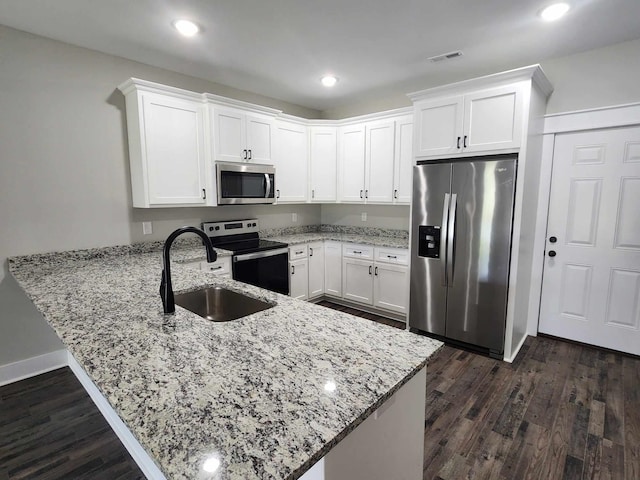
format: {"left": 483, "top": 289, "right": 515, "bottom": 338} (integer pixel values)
{"left": 260, "top": 225, "right": 409, "bottom": 249}
{"left": 8, "top": 243, "right": 441, "bottom": 480}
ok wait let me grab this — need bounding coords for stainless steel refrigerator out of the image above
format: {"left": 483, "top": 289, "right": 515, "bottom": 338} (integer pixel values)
{"left": 409, "top": 155, "right": 517, "bottom": 358}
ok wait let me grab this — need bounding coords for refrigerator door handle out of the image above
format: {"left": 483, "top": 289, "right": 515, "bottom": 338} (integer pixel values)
{"left": 440, "top": 193, "right": 450, "bottom": 286}
{"left": 447, "top": 193, "right": 457, "bottom": 286}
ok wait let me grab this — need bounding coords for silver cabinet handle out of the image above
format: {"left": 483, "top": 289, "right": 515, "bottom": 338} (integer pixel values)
{"left": 447, "top": 193, "right": 457, "bottom": 286}
{"left": 441, "top": 193, "right": 450, "bottom": 287}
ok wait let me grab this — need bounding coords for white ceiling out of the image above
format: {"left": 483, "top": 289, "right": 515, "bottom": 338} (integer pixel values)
{"left": 1, "top": 0, "right": 639, "bottom": 112}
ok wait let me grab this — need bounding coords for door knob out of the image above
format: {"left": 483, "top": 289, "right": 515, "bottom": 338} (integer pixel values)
{"left": 549, "top": 236, "right": 557, "bottom": 243}
{"left": 548, "top": 250, "right": 557, "bottom": 257}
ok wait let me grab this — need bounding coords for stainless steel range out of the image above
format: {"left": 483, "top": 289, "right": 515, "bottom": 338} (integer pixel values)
{"left": 202, "top": 219, "right": 289, "bottom": 295}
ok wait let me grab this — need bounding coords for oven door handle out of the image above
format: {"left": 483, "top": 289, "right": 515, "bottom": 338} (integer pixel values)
{"left": 233, "top": 248, "right": 288, "bottom": 262}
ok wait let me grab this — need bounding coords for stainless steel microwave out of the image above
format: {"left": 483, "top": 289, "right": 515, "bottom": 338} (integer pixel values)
{"left": 216, "top": 162, "right": 276, "bottom": 205}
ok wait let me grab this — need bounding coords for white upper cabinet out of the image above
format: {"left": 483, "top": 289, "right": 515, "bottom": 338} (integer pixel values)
{"left": 118, "top": 81, "right": 209, "bottom": 208}
{"left": 338, "top": 125, "right": 367, "bottom": 202}
{"left": 309, "top": 127, "right": 338, "bottom": 202}
{"left": 393, "top": 116, "right": 413, "bottom": 204}
{"left": 274, "top": 120, "right": 308, "bottom": 203}
{"left": 211, "top": 106, "right": 274, "bottom": 163}
{"left": 413, "top": 83, "right": 524, "bottom": 158}
{"left": 338, "top": 117, "right": 407, "bottom": 204}
{"left": 366, "top": 120, "right": 396, "bottom": 203}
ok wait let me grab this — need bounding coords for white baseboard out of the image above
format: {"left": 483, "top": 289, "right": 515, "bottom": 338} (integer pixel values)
{"left": 503, "top": 334, "right": 529, "bottom": 363}
{"left": 0, "top": 349, "right": 68, "bottom": 386}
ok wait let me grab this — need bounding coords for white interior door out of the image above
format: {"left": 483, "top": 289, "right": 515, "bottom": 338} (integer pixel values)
{"left": 539, "top": 126, "right": 640, "bottom": 355}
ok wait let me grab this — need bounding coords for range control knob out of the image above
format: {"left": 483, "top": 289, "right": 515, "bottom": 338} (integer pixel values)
{"left": 209, "top": 226, "right": 214, "bottom": 232}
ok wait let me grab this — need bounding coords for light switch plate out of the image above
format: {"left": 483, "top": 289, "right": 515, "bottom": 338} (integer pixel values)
{"left": 142, "top": 221, "right": 153, "bottom": 235}
{"left": 292, "top": 213, "right": 298, "bottom": 222}
{"left": 361, "top": 212, "right": 367, "bottom": 222}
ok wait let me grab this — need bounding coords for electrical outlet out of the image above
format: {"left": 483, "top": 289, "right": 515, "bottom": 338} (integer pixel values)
{"left": 361, "top": 212, "right": 367, "bottom": 222}
{"left": 292, "top": 213, "right": 298, "bottom": 222}
{"left": 142, "top": 221, "right": 153, "bottom": 235}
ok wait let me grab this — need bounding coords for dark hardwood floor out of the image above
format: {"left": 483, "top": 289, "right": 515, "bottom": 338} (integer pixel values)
{"left": 0, "top": 368, "right": 143, "bottom": 479}
{"left": 2, "top": 302, "right": 638, "bottom": 480}
{"left": 318, "top": 301, "right": 640, "bottom": 480}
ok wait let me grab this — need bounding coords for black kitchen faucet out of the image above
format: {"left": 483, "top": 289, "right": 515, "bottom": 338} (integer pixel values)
{"left": 160, "top": 226, "right": 217, "bottom": 314}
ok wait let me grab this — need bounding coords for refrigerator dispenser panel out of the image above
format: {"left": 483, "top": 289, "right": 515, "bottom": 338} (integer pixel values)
{"left": 418, "top": 225, "right": 441, "bottom": 258}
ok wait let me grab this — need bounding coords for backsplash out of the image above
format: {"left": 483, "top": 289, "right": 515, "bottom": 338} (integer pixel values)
{"left": 260, "top": 224, "right": 409, "bottom": 239}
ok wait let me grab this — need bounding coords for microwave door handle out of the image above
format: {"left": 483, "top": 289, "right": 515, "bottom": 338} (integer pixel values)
{"left": 264, "top": 174, "right": 272, "bottom": 198}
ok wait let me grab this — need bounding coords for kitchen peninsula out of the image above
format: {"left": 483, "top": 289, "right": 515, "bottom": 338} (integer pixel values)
{"left": 9, "top": 240, "right": 441, "bottom": 480}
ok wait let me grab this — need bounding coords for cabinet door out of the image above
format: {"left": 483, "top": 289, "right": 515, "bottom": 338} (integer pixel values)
{"left": 213, "top": 107, "right": 246, "bottom": 163}
{"left": 365, "top": 121, "right": 395, "bottom": 203}
{"left": 325, "top": 241, "right": 343, "bottom": 297}
{"left": 463, "top": 84, "right": 523, "bottom": 153}
{"left": 414, "top": 96, "right": 463, "bottom": 157}
{"left": 374, "top": 263, "right": 408, "bottom": 315}
{"left": 339, "top": 125, "right": 366, "bottom": 202}
{"left": 246, "top": 114, "right": 274, "bottom": 163}
{"left": 342, "top": 258, "right": 374, "bottom": 305}
{"left": 142, "top": 93, "right": 207, "bottom": 205}
{"left": 310, "top": 127, "right": 338, "bottom": 202}
{"left": 274, "top": 121, "right": 308, "bottom": 203}
{"left": 308, "top": 242, "right": 325, "bottom": 298}
{"left": 393, "top": 117, "right": 413, "bottom": 204}
{"left": 289, "top": 258, "right": 309, "bottom": 300}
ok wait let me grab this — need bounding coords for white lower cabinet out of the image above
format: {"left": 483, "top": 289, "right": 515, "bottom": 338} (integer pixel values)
{"left": 324, "top": 241, "right": 343, "bottom": 298}
{"left": 289, "top": 258, "right": 309, "bottom": 300}
{"left": 373, "top": 263, "right": 408, "bottom": 314}
{"left": 343, "top": 257, "right": 374, "bottom": 305}
{"left": 308, "top": 242, "right": 325, "bottom": 299}
{"left": 342, "top": 244, "right": 408, "bottom": 315}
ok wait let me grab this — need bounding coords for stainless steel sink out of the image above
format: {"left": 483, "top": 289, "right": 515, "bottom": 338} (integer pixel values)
{"left": 174, "top": 286, "right": 274, "bottom": 322}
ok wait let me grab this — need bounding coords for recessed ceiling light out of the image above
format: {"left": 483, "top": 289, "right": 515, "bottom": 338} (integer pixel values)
{"left": 321, "top": 75, "right": 338, "bottom": 88}
{"left": 540, "top": 3, "right": 570, "bottom": 21}
{"left": 173, "top": 19, "right": 200, "bottom": 37}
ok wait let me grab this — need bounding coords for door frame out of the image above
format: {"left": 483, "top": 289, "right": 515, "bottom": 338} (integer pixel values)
{"left": 528, "top": 102, "right": 640, "bottom": 338}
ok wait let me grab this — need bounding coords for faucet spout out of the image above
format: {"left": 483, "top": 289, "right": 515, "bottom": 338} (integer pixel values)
{"left": 160, "top": 226, "right": 217, "bottom": 314}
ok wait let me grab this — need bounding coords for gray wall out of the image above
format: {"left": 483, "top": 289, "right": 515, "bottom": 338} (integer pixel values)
{"left": 321, "top": 37, "right": 640, "bottom": 119}
{"left": 0, "top": 26, "right": 321, "bottom": 367}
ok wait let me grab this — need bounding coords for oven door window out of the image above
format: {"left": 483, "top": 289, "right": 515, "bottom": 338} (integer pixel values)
{"left": 220, "top": 172, "right": 275, "bottom": 199}
{"left": 233, "top": 252, "right": 288, "bottom": 295}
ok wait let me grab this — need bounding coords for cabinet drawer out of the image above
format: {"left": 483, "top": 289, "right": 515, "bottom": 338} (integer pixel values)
{"left": 289, "top": 245, "right": 308, "bottom": 260}
{"left": 200, "top": 256, "right": 231, "bottom": 275}
{"left": 374, "top": 247, "right": 409, "bottom": 265}
{"left": 343, "top": 243, "right": 373, "bottom": 259}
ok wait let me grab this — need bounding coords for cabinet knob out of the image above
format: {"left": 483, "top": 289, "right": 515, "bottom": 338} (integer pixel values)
{"left": 549, "top": 236, "right": 557, "bottom": 243}
{"left": 548, "top": 250, "right": 557, "bottom": 257}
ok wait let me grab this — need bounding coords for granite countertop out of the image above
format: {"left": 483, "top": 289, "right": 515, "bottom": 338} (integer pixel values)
{"left": 263, "top": 232, "right": 409, "bottom": 249}
{"left": 8, "top": 241, "right": 441, "bottom": 480}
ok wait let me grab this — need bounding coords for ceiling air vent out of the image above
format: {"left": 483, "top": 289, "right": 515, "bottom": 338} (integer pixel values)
{"left": 428, "top": 50, "right": 464, "bottom": 63}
